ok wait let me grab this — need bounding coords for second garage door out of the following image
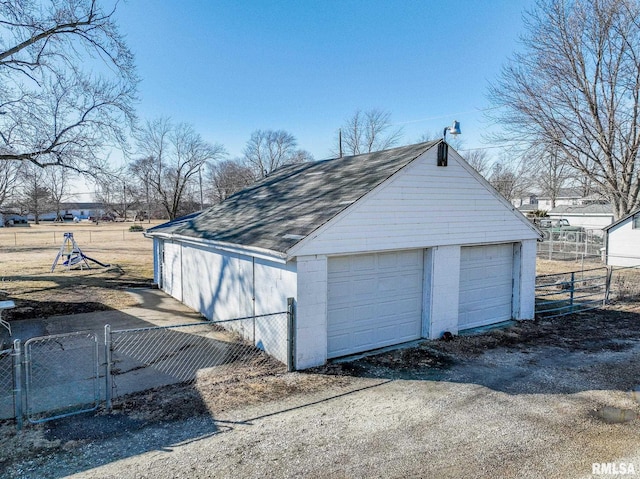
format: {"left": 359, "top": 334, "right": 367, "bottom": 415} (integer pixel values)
{"left": 459, "top": 243, "right": 514, "bottom": 330}
{"left": 327, "top": 250, "right": 424, "bottom": 359}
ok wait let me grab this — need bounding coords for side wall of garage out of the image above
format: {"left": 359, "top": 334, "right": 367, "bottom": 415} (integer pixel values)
{"left": 159, "top": 239, "right": 297, "bottom": 364}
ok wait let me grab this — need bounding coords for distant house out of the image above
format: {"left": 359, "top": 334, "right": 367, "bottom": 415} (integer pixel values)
{"left": 603, "top": 210, "right": 640, "bottom": 267}
{"left": 512, "top": 193, "right": 539, "bottom": 209}
{"left": 536, "top": 188, "right": 585, "bottom": 210}
{"left": 27, "top": 202, "right": 105, "bottom": 221}
{"left": 146, "top": 141, "right": 540, "bottom": 369}
{"left": 547, "top": 204, "right": 615, "bottom": 231}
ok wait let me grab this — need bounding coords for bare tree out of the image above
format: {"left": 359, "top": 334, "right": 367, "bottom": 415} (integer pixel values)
{"left": 336, "top": 109, "right": 403, "bottom": 156}
{"left": 463, "top": 149, "right": 491, "bottom": 177}
{"left": 242, "top": 130, "right": 311, "bottom": 179}
{"left": 489, "top": 0, "right": 640, "bottom": 219}
{"left": 206, "top": 159, "right": 254, "bottom": 204}
{"left": 488, "top": 155, "right": 535, "bottom": 203}
{"left": 533, "top": 145, "right": 572, "bottom": 209}
{"left": 0, "top": 160, "right": 21, "bottom": 209}
{"left": 47, "top": 167, "right": 73, "bottom": 220}
{"left": 133, "top": 119, "right": 226, "bottom": 220}
{"left": 0, "top": 0, "right": 137, "bottom": 172}
{"left": 17, "top": 164, "right": 52, "bottom": 223}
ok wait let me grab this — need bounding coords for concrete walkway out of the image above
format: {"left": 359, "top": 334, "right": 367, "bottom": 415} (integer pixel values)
{"left": 4, "top": 288, "right": 205, "bottom": 344}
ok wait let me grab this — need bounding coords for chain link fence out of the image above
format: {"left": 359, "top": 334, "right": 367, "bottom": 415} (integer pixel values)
{"left": 536, "top": 229, "right": 605, "bottom": 262}
{"left": 0, "top": 308, "right": 294, "bottom": 428}
{"left": 107, "top": 312, "right": 290, "bottom": 405}
{"left": 0, "top": 347, "right": 14, "bottom": 420}
{"left": 0, "top": 228, "right": 145, "bottom": 247}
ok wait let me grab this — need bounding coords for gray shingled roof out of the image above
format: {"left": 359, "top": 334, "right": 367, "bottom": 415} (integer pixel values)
{"left": 549, "top": 204, "right": 613, "bottom": 215}
{"left": 146, "top": 141, "right": 439, "bottom": 253}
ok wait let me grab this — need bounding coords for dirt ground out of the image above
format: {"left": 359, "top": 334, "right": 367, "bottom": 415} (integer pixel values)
{"left": 1, "top": 302, "right": 640, "bottom": 478}
{"left": 1, "top": 231, "right": 640, "bottom": 477}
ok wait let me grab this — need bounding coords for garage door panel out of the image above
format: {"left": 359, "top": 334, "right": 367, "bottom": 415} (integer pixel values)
{"left": 459, "top": 244, "right": 514, "bottom": 330}
{"left": 327, "top": 250, "right": 424, "bottom": 358}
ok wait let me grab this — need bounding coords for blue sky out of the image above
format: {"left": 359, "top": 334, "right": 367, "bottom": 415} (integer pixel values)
{"left": 112, "top": 0, "right": 534, "bottom": 162}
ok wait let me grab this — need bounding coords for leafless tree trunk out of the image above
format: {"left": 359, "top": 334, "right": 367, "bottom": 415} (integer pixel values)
{"left": 336, "top": 109, "right": 403, "bottom": 156}
{"left": 532, "top": 145, "right": 572, "bottom": 210}
{"left": 489, "top": 0, "right": 640, "bottom": 219}
{"left": 0, "top": 161, "right": 21, "bottom": 209}
{"left": 0, "top": 0, "right": 137, "bottom": 173}
{"left": 17, "top": 164, "right": 52, "bottom": 224}
{"left": 47, "top": 167, "right": 72, "bottom": 220}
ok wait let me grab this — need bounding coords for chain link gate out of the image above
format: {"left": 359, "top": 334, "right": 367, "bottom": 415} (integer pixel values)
{"left": 24, "top": 331, "right": 101, "bottom": 423}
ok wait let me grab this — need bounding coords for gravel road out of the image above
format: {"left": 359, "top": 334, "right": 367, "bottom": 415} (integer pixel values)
{"left": 4, "top": 332, "right": 640, "bottom": 479}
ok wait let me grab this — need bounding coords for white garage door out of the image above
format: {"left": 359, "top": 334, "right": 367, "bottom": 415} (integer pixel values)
{"left": 327, "top": 250, "right": 423, "bottom": 358}
{"left": 459, "top": 243, "right": 514, "bottom": 330}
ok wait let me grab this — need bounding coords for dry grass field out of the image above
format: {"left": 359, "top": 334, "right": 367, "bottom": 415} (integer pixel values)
{"left": 0, "top": 221, "right": 159, "bottom": 321}
{"left": 0, "top": 224, "right": 616, "bottom": 323}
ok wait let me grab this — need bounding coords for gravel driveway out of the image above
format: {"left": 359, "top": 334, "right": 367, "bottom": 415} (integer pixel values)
{"left": 3, "top": 306, "right": 640, "bottom": 479}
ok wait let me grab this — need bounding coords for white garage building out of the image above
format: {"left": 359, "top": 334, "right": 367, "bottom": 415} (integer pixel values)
{"left": 146, "top": 141, "right": 540, "bottom": 369}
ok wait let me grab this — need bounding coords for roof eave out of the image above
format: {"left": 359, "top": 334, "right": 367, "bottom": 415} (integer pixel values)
{"left": 145, "top": 232, "right": 289, "bottom": 263}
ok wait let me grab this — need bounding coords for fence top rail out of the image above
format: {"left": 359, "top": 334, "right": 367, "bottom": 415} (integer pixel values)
{"left": 536, "top": 266, "right": 609, "bottom": 280}
{"left": 536, "top": 273, "right": 609, "bottom": 288}
{"left": 24, "top": 330, "right": 97, "bottom": 345}
{"left": 0, "top": 348, "right": 11, "bottom": 355}
{"left": 610, "top": 265, "right": 640, "bottom": 272}
{"left": 110, "top": 311, "right": 289, "bottom": 335}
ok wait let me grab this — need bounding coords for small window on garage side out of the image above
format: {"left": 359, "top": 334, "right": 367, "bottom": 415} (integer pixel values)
{"left": 633, "top": 214, "right": 640, "bottom": 229}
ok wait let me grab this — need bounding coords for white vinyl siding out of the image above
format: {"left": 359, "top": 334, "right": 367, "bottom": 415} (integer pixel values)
{"left": 607, "top": 218, "right": 640, "bottom": 267}
{"left": 327, "top": 250, "right": 423, "bottom": 358}
{"left": 162, "top": 241, "right": 182, "bottom": 301}
{"left": 291, "top": 148, "right": 538, "bottom": 257}
{"left": 179, "top": 243, "right": 297, "bottom": 321}
{"left": 459, "top": 244, "right": 514, "bottom": 330}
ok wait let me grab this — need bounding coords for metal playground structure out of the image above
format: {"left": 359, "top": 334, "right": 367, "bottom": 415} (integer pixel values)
{"left": 51, "top": 232, "right": 111, "bottom": 272}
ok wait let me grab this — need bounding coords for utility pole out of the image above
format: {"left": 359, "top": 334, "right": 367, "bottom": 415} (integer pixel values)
{"left": 122, "top": 182, "right": 127, "bottom": 221}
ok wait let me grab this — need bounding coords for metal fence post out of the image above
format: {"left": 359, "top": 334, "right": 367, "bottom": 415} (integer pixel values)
{"left": 569, "top": 271, "right": 575, "bottom": 312}
{"left": 12, "top": 339, "right": 22, "bottom": 431}
{"left": 605, "top": 266, "right": 613, "bottom": 304}
{"left": 104, "top": 324, "right": 112, "bottom": 411}
{"left": 287, "top": 297, "right": 296, "bottom": 372}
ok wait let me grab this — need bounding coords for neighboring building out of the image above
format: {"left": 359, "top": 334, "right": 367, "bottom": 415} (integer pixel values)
{"left": 603, "top": 210, "right": 640, "bottom": 267}
{"left": 536, "top": 188, "right": 585, "bottom": 210}
{"left": 512, "top": 193, "right": 539, "bottom": 209}
{"left": 27, "top": 202, "right": 105, "bottom": 221}
{"left": 146, "top": 141, "right": 541, "bottom": 369}
{"left": 547, "top": 204, "right": 615, "bottom": 231}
